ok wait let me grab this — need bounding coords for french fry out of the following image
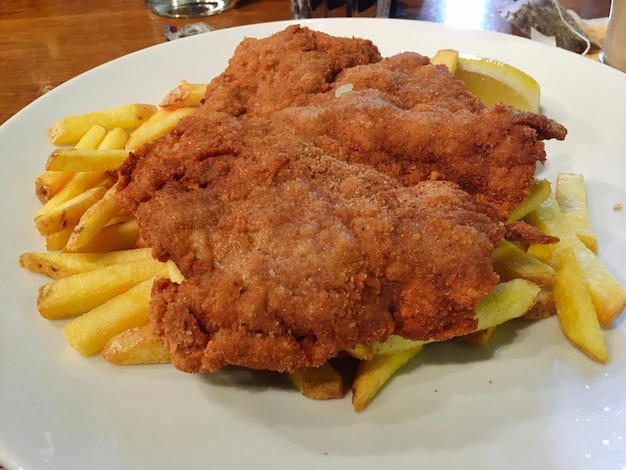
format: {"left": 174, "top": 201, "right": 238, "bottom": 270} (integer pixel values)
{"left": 48, "top": 103, "right": 157, "bottom": 145}
{"left": 19, "top": 248, "right": 152, "bottom": 279}
{"left": 35, "top": 171, "right": 73, "bottom": 203}
{"left": 101, "top": 323, "right": 171, "bottom": 365}
{"left": 37, "top": 258, "right": 172, "bottom": 319}
{"left": 34, "top": 185, "right": 108, "bottom": 236}
{"left": 125, "top": 107, "right": 197, "bottom": 151}
{"left": 507, "top": 179, "right": 552, "bottom": 222}
{"left": 526, "top": 193, "right": 626, "bottom": 326}
{"left": 551, "top": 247, "right": 607, "bottom": 363}
{"left": 352, "top": 345, "right": 423, "bottom": 412}
{"left": 46, "top": 148, "right": 129, "bottom": 172}
{"left": 36, "top": 123, "right": 115, "bottom": 212}
{"left": 73, "top": 219, "right": 139, "bottom": 252}
{"left": 98, "top": 127, "right": 130, "bottom": 150}
{"left": 369, "top": 279, "right": 541, "bottom": 356}
{"left": 288, "top": 363, "right": 344, "bottom": 400}
{"left": 35, "top": 171, "right": 114, "bottom": 216}
{"left": 65, "top": 184, "right": 124, "bottom": 252}
{"left": 492, "top": 239, "right": 556, "bottom": 286}
{"left": 46, "top": 227, "right": 73, "bottom": 251}
{"left": 62, "top": 279, "right": 154, "bottom": 356}
{"left": 555, "top": 173, "right": 597, "bottom": 253}
{"left": 72, "top": 123, "right": 108, "bottom": 149}
{"left": 430, "top": 49, "right": 459, "bottom": 73}
{"left": 160, "top": 81, "right": 207, "bottom": 109}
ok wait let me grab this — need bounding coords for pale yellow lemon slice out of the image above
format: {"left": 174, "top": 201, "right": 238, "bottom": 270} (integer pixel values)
{"left": 454, "top": 55, "right": 541, "bottom": 113}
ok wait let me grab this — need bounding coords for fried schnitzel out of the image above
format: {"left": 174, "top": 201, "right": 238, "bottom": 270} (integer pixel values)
{"left": 116, "top": 25, "right": 567, "bottom": 373}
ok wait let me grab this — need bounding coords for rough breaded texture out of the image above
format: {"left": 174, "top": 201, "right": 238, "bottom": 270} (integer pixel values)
{"left": 116, "top": 25, "right": 567, "bottom": 373}
{"left": 119, "top": 113, "right": 503, "bottom": 372}
{"left": 200, "top": 24, "right": 382, "bottom": 117}
{"left": 198, "top": 31, "right": 566, "bottom": 218}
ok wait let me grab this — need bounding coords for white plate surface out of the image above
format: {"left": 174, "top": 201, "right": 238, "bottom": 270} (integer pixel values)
{"left": 1, "top": 18, "right": 625, "bottom": 470}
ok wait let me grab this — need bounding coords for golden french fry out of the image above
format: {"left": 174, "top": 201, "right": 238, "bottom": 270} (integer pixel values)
{"left": 72, "top": 219, "right": 139, "bottom": 253}
{"left": 370, "top": 279, "right": 541, "bottom": 356}
{"left": 555, "top": 173, "right": 597, "bottom": 253}
{"left": 98, "top": 127, "right": 130, "bottom": 150}
{"left": 62, "top": 279, "right": 154, "bottom": 356}
{"left": 507, "top": 179, "right": 552, "bottom": 222}
{"left": 492, "top": 239, "right": 556, "bottom": 286}
{"left": 46, "top": 148, "right": 129, "bottom": 172}
{"left": 526, "top": 193, "right": 626, "bottom": 326}
{"left": 37, "top": 258, "right": 171, "bottom": 319}
{"left": 125, "top": 107, "right": 197, "bottom": 151}
{"left": 48, "top": 103, "right": 157, "bottom": 145}
{"left": 352, "top": 345, "right": 422, "bottom": 412}
{"left": 287, "top": 363, "right": 344, "bottom": 400}
{"left": 101, "top": 323, "right": 170, "bottom": 365}
{"left": 36, "top": 123, "right": 116, "bottom": 211}
{"left": 19, "top": 248, "right": 152, "bottom": 279}
{"left": 551, "top": 248, "right": 607, "bottom": 363}
{"left": 65, "top": 185, "right": 124, "bottom": 252}
{"left": 35, "top": 171, "right": 73, "bottom": 203}
{"left": 160, "top": 81, "right": 207, "bottom": 109}
{"left": 35, "top": 171, "right": 114, "bottom": 216}
{"left": 430, "top": 49, "right": 459, "bottom": 73}
{"left": 45, "top": 227, "right": 73, "bottom": 251}
{"left": 73, "top": 124, "right": 108, "bottom": 149}
{"left": 34, "top": 186, "right": 107, "bottom": 236}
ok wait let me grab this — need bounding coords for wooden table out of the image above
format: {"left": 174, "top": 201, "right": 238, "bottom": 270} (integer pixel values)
{"left": 0, "top": 0, "right": 610, "bottom": 125}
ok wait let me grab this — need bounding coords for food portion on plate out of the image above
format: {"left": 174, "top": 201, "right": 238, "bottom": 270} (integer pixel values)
{"left": 19, "top": 25, "right": 626, "bottom": 412}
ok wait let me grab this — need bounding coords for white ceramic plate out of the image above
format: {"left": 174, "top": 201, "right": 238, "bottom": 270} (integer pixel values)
{"left": 1, "top": 18, "right": 625, "bottom": 470}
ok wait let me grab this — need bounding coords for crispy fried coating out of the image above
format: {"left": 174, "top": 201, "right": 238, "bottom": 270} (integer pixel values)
{"left": 118, "top": 113, "right": 503, "bottom": 372}
{"left": 116, "top": 25, "right": 566, "bottom": 373}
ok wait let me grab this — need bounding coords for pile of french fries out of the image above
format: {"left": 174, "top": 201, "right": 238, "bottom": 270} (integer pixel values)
{"left": 19, "top": 52, "right": 626, "bottom": 413}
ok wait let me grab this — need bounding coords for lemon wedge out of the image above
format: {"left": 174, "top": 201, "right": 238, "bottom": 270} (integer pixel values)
{"left": 454, "top": 55, "right": 541, "bottom": 113}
